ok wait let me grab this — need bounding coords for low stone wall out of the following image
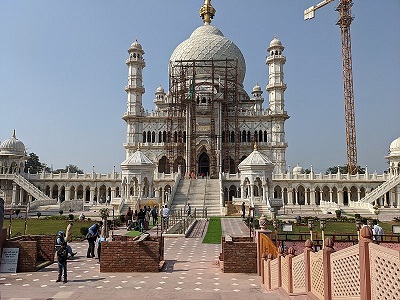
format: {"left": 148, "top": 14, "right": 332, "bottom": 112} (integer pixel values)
{"left": 221, "top": 236, "right": 257, "bottom": 273}
{"left": 3, "top": 235, "right": 55, "bottom": 272}
{"left": 100, "top": 236, "right": 164, "bottom": 273}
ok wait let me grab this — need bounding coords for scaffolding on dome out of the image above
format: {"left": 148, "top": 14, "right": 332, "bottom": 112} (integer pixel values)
{"left": 167, "top": 59, "right": 240, "bottom": 178}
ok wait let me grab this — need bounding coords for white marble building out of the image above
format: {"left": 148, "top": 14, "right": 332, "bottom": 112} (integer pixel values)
{"left": 0, "top": 1, "right": 399, "bottom": 217}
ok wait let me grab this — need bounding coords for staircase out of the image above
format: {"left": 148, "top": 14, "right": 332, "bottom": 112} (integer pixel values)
{"left": 13, "top": 174, "right": 57, "bottom": 211}
{"left": 204, "top": 179, "right": 222, "bottom": 216}
{"left": 170, "top": 178, "right": 222, "bottom": 216}
{"left": 170, "top": 178, "right": 191, "bottom": 212}
{"left": 360, "top": 174, "right": 400, "bottom": 209}
{"left": 254, "top": 199, "right": 270, "bottom": 217}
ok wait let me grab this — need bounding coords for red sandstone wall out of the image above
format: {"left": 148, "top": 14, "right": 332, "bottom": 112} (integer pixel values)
{"left": 100, "top": 237, "right": 164, "bottom": 273}
{"left": 222, "top": 236, "right": 257, "bottom": 273}
{"left": 3, "top": 240, "right": 37, "bottom": 272}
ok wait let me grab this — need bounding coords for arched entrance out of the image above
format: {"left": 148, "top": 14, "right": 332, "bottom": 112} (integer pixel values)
{"left": 198, "top": 152, "right": 210, "bottom": 177}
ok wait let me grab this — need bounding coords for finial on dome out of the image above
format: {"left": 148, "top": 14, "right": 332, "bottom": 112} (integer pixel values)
{"left": 254, "top": 142, "right": 258, "bottom": 151}
{"left": 12, "top": 129, "right": 16, "bottom": 139}
{"left": 137, "top": 144, "right": 141, "bottom": 151}
{"left": 199, "top": 0, "right": 216, "bottom": 25}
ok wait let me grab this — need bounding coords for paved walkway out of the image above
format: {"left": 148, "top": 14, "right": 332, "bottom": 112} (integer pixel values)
{"left": 221, "top": 217, "right": 250, "bottom": 237}
{"left": 0, "top": 219, "right": 282, "bottom": 299}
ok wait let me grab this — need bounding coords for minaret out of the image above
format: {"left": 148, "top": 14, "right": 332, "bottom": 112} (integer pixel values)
{"left": 266, "top": 36, "right": 289, "bottom": 174}
{"left": 125, "top": 39, "right": 145, "bottom": 116}
{"left": 266, "top": 36, "right": 286, "bottom": 114}
{"left": 123, "top": 39, "right": 146, "bottom": 158}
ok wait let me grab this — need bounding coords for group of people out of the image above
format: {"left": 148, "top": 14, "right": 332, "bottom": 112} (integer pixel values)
{"left": 125, "top": 205, "right": 161, "bottom": 232}
{"left": 55, "top": 220, "right": 104, "bottom": 284}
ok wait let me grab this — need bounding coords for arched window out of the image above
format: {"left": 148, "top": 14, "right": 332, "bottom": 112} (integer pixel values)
{"left": 264, "top": 131, "right": 268, "bottom": 143}
{"left": 242, "top": 130, "right": 246, "bottom": 143}
{"left": 152, "top": 131, "right": 155, "bottom": 143}
{"left": 254, "top": 131, "right": 258, "bottom": 142}
{"left": 158, "top": 131, "right": 162, "bottom": 143}
{"left": 247, "top": 131, "right": 251, "bottom": 142}
{"left": 163, "top": 131, "right": 166, "bottom": 142}
{"left": 142, "top": 132, "right": 146, "bottom": 143}
{"left": 147, "top": 131, "right": 151, "bottom": 143}
{"left": 259, "top": 130, "right": 263, "bottom": 142}
{"left": 174, "top": 131, "right": 178, "bottom": 143}
{"left": 222, "top": 131, "right": 225, "bottom": 143}
{"left": 183, "top": 131, "right": 186, "bottom": 143}
{"left": 230, "top": 131, "right": 235, "bottom": 143}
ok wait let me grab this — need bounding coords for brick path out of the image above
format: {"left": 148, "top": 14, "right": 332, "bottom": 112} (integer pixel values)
{"left": 0, "top": 219, "right": 282, "bottom": 300}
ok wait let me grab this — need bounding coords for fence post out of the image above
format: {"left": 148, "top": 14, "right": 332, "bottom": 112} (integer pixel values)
{"left": 266, "top": 253, "right": 273, "bottom": 289}
{"left": 287, "top": 247, "right": 295, "bottom": 294}
{"left": 304, "top": 239, "right": 314, "bottom": 292}
{"left": 359, "top": 226, "right": 372, "bottom": 300}
{"left": 323, "top": 238, "right": 335, "bottom": 300}
{"left": 277, "top": 246, "right": 284, "bottom": 288}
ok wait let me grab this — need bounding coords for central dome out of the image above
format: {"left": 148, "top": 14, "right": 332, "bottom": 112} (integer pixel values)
{"left": 170, "top": 24, "right": 246, "bottom": 84}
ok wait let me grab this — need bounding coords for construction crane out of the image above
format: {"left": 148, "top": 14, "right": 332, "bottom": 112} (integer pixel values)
{"left": 304, "top": 0, "right": 358, "bottom": 175}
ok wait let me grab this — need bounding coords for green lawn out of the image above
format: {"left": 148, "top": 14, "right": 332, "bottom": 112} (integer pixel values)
{"left": 202, "top": 217, "right": 222, "bottom": 244}
{"left": 3, "top": 218, "right": 97, "bottom": 240}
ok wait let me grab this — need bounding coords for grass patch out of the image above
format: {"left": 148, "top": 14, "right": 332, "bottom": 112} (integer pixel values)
{"left": 202, "top": 217, "right": 222, "bottom": 244}
{"left": 124, "top": 230, "right": 144, "bottom": 237}
{"left": 3, "top": 219, "right": 94, "bottom": 239}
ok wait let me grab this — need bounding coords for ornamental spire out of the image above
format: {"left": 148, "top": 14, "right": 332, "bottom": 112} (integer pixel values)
{"left": 199, "top": 0, "right": 216, "bottom": 25}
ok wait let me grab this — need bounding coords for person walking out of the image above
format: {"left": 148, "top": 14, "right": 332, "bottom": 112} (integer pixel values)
{"left": 151, "top": 205, "right": 158, "bottom": 226}
{"left": 162, "top": 205, "right": 170, "bottom": 229}
{"left": 373, "top": 219, "right": 384, "bottom": 241}
{"left": 86, "top": 221, "right": 102, "bottom": 258}
{"left": 241, "top": 202, "right": 246, "bottom": 218}
{"left": 56, "top": 242, "right": 68, "bottom": 283}
{"left": 186, "top": 203, "right": 191, "bottom": 216}
{"left": 125, "top": 207, "right": 133, "bottom": 227}
{"left": 65, "top": 222, "right": 73, "bottom": 242}
{"left": 137, "top": 208, "right": 145, "bottom": 232}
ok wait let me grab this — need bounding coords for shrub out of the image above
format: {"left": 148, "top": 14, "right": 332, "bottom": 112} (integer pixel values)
{"left": 80, "top": 227, "right": 88, "bottom": 237}
{"left": 14, "top": 209, "right": 21, "bottom": 216}
{"left": 68, "top": 214, "right": 74, "bottom": 220}
{"left": 355, "top": 214, "right": 361, "bottom": 220}
{"left": 36, "top": 212, "right": 42, "bottom": 219}
{"left": 59, "top": 209, "right": 64, "bottom": 216}
{"left": 119, "top": 214, "right": 125, "bottom": 224}
{"left": 335, "top": 210, "right": 342, "bottom": 218}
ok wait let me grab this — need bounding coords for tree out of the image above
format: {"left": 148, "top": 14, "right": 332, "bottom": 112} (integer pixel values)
{"left": 325, "top": 165, "right": 365, "bottom": 175}
{"left": 24, "top": 152, "right": 49, "bottom": 173}
{"left": 65, "top": 164, "right": 84, "bottom": 174}
{"left": 53, "top": 164, "right": 83, "bottom": 174}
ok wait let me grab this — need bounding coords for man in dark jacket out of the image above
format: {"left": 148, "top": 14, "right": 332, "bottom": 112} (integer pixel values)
{"left": 56, "top": 242, "right": 68, "bottom": 283}
{"left": 86, "top": 221, "right": 103, "bottom": 258}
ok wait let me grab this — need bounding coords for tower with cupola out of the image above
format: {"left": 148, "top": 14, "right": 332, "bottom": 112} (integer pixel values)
{"left": 123, "top": 39, "right": 146, "bottom": 159}
{"left": 266, "top": 36, "right": 289, "bottom": 174}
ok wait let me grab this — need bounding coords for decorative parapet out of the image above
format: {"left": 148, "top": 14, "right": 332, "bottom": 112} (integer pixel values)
{"left": 259, "top": 228, "right": 400, "bottom": 300}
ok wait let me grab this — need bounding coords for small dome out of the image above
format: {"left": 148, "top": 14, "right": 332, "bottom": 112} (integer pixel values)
{"left": 129, "top": 39, "right": 142, "bottom": 51}
{"left": 0, "top": 130, "right": 26, "bottom": 156}
{"left": 121, "top": 149, "right": 153, "bottom": 166}
{"left": 156, "top": 85, "right": 165, "bottom": 94}
{"left": 238, "top": 148, "right": 274, "bottom": 168}
{"left": 293, "top": 163, "right": 303, "bottom": 174}
{"left": 269, "top": 36, "right": 282, "bottom": 48}
{"left": 252, "top": 83, "right": 262, "bottom": 93}
{"left": 389, "top": 137, "right": 400, "bottom": 156}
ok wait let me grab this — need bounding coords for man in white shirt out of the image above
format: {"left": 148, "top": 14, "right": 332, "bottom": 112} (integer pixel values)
{"left": 372, "top": 219, "right": 384, "bottom": 242}
{"left": 162, "top": 205, "right": 170, "bottom": 229}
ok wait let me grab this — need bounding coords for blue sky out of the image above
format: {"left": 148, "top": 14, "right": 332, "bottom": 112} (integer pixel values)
{"left": 1, "top": 0, "right": 399, "bottom": 174}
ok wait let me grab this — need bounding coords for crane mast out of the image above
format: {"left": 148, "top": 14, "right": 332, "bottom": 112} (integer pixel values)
{"left": 304, "top": 0, "right": 358, "bottom": 175}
